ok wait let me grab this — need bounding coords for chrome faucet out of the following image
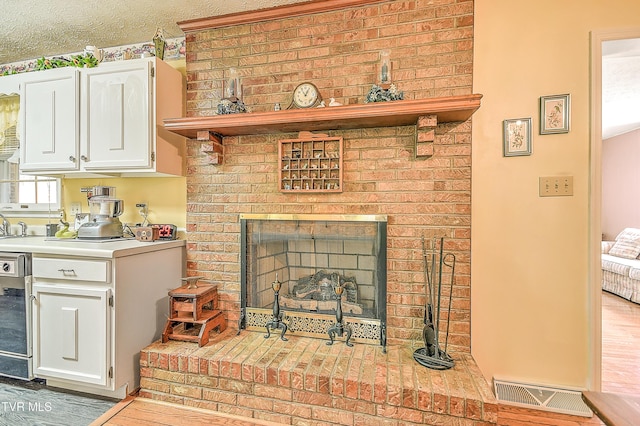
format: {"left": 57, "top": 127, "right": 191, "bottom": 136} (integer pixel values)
{"left": 0, "top": 214, "right": 10, "bottom": 236}
{"left": 17, "top": 221, "right": 27, "bottom": 237}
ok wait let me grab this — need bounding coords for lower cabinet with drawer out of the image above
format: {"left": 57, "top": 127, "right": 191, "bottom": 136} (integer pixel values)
{"left": 32, "top": 283, "right": 111, "bottom": 387}
{"left": 30, "top": 245, "right": 184, "bottom": 399}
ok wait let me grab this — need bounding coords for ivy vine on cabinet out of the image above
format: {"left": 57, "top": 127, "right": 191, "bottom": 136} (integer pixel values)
{"left": 19, "top": 57, "right": 185, "bottom": 177}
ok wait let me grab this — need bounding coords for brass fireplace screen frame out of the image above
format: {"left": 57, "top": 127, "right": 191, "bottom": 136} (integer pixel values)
{"left": 239, "top": 214, "right": 387, "bottom": 349}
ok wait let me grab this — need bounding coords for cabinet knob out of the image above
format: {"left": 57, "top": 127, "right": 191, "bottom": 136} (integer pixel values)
{"left": 80, "top": 155, "right": 88, "bottom": 161}
{"left": 69, "top": 156, "right": 76, "bottom": 162}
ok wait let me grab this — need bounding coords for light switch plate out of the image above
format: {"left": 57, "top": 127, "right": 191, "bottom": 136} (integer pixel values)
{"left": 539, "top": 176, "right": 573, "bottom": 197}
{"left": 70, "top": 202, "right": 82, "bottom": 216}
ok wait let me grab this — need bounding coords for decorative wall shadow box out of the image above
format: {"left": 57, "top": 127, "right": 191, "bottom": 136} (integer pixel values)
{"left": 279, "top": 133, "right": 343, "bottom": 193}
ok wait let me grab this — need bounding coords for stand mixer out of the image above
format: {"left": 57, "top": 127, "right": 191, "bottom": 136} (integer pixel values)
{"left": 77, "top": 186, "right": 125, "bottom": 240}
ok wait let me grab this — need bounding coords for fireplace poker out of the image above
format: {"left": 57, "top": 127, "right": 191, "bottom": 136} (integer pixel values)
{"left": 434, "top": 236, "right": 444, "bottom": 360}
{"left": 421, "top": 237, "right": 436, "bottom": 357}
{"left": 442, "top": 251, "right": 456, "bottom": 356}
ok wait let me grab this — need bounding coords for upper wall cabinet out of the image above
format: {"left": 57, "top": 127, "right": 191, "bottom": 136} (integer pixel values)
{"left": 19, "top": 57, "right": 185, "bottom": 177}
{"left": 20, "top": 68, "right": 80, "bottom": 171}
{"left": 0, "top": 72, "right": 27, "bottom": 96}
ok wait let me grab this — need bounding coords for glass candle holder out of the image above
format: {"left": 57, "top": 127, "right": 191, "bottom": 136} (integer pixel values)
{"left": 225, "top": 67, "right": 241, "bottom": 100}
{"left": 379, "top": 50, "right": 391, "bottom": 85}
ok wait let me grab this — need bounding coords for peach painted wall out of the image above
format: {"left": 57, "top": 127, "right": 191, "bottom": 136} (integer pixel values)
{"left": 602, "top": 129, "right": 640, "bottom": 240}
{"left": 472, "top": 0, "right": 640, "bottom": 389}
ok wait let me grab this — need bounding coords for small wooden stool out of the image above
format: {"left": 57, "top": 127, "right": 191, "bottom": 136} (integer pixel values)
{"left": 162, "top": 283, "right": 226, "bottom": 347}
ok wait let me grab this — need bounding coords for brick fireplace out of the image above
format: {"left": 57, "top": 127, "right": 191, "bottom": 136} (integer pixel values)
{"left": 181, "top": 0, "right": 475, "bottom": 352}
{"left": 140, "top": 0, "right": 496, "bottom": 424}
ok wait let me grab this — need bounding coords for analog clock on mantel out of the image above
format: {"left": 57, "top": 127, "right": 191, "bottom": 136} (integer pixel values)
{"left": 288, "top": 82, "right": 323, "bottom": 109}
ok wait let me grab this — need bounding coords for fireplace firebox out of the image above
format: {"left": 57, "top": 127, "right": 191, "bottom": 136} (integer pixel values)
{"left": 239, "top": 214, "right": 387, "bottom": 349}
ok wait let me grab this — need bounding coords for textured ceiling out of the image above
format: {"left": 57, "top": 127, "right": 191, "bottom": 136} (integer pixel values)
{"left": 0, "top": 0, "right": 302, "bottom": 64}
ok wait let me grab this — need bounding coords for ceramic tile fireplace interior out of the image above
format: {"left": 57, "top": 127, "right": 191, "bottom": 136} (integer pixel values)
{"left": 239, "top": 214, "right": 387, "bottom": 348}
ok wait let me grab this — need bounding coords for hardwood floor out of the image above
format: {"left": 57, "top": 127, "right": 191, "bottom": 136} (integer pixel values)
{"left": 601, "top": 290, "right": 640, "bottom": 395}
{"left": 95, "top": 396, "right": 606, "bottom": 426}
{"left": 92, "top": 396, "right": 282, "bottom": 426}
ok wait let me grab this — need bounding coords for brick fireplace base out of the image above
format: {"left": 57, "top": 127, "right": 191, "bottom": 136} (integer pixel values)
{"left": 140, "top": 329, "right": 497, "bottom": 425}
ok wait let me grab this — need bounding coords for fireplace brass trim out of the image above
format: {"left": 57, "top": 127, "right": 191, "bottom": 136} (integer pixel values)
{"left": 240, "top": 213, "right": 387, "bottom": 222}
{"left": 240, "top": 215, "right": 387, "bottom": 350}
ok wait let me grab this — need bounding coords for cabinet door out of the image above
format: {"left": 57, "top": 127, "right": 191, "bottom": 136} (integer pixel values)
{"left": 32, "top": 283, "right": 111, "bottom": 387}
{"left": 0, "top": 72, "right": 24, "bottom": 96}
{"left": 81, "top": 60, "right": 153, "bottom": 170}
{"left": 20, "top": 68, "right": 80, "bottom": 172}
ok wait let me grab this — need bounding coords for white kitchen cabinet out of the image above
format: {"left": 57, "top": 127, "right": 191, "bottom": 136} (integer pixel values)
{"left": 30, "top": 242, "right": 184, "bottom": 399}
{"left": 19, "top": 57, "right": 185, "bottom": 177}
{"left": 81, "top": 60, "right": 152, "bottom": 171}
{"left": 0, "top": 72, "right": 26, "bottom": 96}
{"left": 20, "top": 68, "right": 80, "bottom": 171}
{"left": 32, "top": 283, "right": 111, "bottom": 386}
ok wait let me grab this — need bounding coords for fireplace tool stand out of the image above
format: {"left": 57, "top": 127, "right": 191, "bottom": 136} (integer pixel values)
{"left": 413, "top": 237, "right": 455, "bottom": 370}
{"left": 265, "top": 274, "right": 288, "bottom": 341}
{"left": 327, "top": 283, "right": 353, "bottom": 347}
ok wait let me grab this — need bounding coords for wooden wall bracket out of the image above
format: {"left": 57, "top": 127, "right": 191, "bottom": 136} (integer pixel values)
{"left": 197, "top": 131, "right": 224, "bottom": 165}
{"left": 416, "top": 115, "right": 437, "bottom": 158}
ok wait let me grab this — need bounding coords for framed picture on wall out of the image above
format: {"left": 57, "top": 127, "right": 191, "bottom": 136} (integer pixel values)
{"left": 540, "top": 94, "right": 570, "bottom": 134}
{"left": 503, "top": 117, "right": 532, "bottom": 157}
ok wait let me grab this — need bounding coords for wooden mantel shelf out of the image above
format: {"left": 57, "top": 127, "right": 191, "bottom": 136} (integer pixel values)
{"left": 163, "top": 94, "right": 483, "bottom": 139}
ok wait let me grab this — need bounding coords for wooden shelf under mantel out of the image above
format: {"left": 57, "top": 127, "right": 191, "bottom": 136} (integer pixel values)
{"left": 163, "top": 94, "right": 483, "bottom": 139}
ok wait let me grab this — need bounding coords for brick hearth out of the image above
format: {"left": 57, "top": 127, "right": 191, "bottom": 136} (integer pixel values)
{"left": 140, "top": 330, "right": 497, "bottom": 425}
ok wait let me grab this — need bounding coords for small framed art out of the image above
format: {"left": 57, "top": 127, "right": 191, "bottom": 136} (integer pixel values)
{"left": 540, "top": 94, "right": 570, "bottom": 134}
{"left": 503, "top": 117, "right": 532, "bottom": 157}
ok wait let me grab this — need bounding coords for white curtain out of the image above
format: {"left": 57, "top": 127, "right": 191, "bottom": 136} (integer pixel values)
{"left": 0, "top": 96, "right": 20, "bottom": 203}
{"left": 0, "top": 95, "right": 20, "bottom": 160}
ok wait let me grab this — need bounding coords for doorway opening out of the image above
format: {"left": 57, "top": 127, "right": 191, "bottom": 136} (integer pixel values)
{"left": 591, "top": 29, "right": 640, "bottom": 395}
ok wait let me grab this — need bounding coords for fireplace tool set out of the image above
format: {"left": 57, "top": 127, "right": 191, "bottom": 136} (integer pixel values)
{"left": 413, "top": 236, "right": 456, "bottom": 370}
{"left": 264, "top": 273, "right": 354, "bottom": 347}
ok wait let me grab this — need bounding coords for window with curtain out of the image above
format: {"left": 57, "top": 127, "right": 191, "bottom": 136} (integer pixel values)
{"left": 0, "top": 95, "right": 60, "bottom": 216}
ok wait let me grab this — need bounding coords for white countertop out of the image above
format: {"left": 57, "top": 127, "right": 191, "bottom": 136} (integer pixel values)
{"left": 0, "top": 236, "right": 186, "bottom": 258}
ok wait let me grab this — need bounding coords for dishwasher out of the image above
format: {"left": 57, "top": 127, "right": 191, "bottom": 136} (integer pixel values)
{"left": 0, "top": 252, "right": 33, "bottom": 380}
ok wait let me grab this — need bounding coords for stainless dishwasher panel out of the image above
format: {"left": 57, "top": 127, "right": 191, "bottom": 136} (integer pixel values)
{"left": 0, "top": 253, "right": 33, "bottom": 380}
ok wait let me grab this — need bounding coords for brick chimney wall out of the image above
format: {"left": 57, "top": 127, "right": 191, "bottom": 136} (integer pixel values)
{"left": 184, "top": 0, "right": 474, "bottom": 351}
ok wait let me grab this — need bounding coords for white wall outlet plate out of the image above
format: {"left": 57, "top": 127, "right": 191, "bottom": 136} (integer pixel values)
{"left": 70, "top": 202, "right": 82, "bottom": 216}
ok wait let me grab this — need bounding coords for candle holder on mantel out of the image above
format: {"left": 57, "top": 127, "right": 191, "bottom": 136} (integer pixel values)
{"left": 265, "top": 274, "right": 288, "bottom": 341}
{"left": 379, "top": 49, "right": 391, "bottom": 89}
{"left": 217, "top": 67, "right": 248, "bottom": 115}
{"left": 327, "top": 284, "right": 353, "bottom": 347}
{"left": 364, "top": 50, "right": 404, "bottom": 104}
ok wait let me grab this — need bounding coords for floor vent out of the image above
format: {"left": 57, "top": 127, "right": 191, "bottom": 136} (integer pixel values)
{"left": 493, "top": 378, "right": 593, "bottom": 417}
